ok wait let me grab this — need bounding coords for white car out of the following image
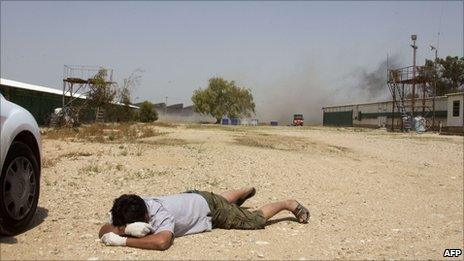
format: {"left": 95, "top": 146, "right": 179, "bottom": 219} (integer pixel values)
{"left": 0, "top": 93, "right": 42, "bottom": 235}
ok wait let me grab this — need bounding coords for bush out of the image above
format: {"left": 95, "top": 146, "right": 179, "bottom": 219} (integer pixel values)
{"left": 138, "top": 101, "right": 158, "bottom": 122}
{"left": 106, "top": 105, "right": 137, "bottom": 122}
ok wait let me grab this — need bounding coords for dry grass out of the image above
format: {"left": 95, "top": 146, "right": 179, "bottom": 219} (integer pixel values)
{"left": 138, "top": 126, "right": 157, "bottom": 138}
{"left": 111, "top": 169, "right": 169, "bottom": 186}
{"left": 184, "top": 124, "right": 211, "bottom": 129}
{"left": 134, "top": 146, "right": 144, "bottom": 156}
{"left": 326, "top": 145, "right": 350, "bottom": 153}
{"left": 42, "top": 151, "right": 91, "bottom": 168}
{"left": 151, "top": 122, "right": 179, "bottom": 128}
{"left": 42, "top": 157, "right": 58, "bottom": 169}
{"left": 42, "top": 151, "right": 93, "bottom": 168}
{"left": 133, "top": 169, "right": 169, "bottom": 179}
{"left": 185, "top": 124, "right": 248, "bottom": 132}
{"left": 388, "top": 134, "right": 462, "bottom": 144}
{"left": 141, "top": 138, "right": 188, "bottom": 146}
{"left": 234, "top": 133, "right": 351, "bottom": 155}
{"left": 115, "top": 164, "right": 124, "bottom": 171}
{"left": 43, "top": 127, "right": 78, "bottom": 140}
{"left": 61, "top": 151, "right": 93, "bottom": 159}
{"left": 78, "top": 163, "right": 102, "bottom": 176}
{"left": 235, "top": 135, "right": 281, "bottom": 150}
{"left": 43, "top": 123, "right": 165, "bottom": 143}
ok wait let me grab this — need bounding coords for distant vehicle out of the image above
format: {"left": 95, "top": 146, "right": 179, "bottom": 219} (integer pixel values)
{"left": 292, "top": 114, "right": 304, "bottom": 126}
{"left": 230, "top": 118, "right": 241, "bottom": 125}
{"left": 0, "top": 93, "right": 42, "bottom": 235}
{"left": 221, "top": 118, "right": 229, "bottom": 125}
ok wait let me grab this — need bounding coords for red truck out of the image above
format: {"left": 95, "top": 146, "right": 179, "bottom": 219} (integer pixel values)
{"left": 293, "top": 114, "right": 304, "bottom": 126}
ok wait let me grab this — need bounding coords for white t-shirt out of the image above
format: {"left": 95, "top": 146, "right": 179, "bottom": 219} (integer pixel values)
{"left": 109, "top": 193, "right": 212, "bottom": 237}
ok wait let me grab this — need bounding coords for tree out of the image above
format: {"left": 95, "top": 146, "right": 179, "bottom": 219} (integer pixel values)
{"left": 425, "top": 56, "right": 464, "bottom": 96}
{"left": 88, "top": 68, "right": 117, "bottom": 110}
{"left": 138, "top": 101, "right": 158, "bottom": 122}
{"left": 191, "top": 77, "right": 255, "bottom": 123}
{"left": 116, "top": 69, "right": 143, "bottom": 122}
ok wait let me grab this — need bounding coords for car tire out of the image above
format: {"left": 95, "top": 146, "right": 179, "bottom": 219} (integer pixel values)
{"left": 0, "top": 141, "right": 40, "bottom": 235}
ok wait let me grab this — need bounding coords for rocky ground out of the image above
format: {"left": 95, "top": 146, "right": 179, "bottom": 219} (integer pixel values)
{"left": 1, "top": 123, "right": 463, "bottom": 260}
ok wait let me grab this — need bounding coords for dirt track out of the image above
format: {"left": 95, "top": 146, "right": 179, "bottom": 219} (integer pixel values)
{"left": 1, "top": 124, "right": 463, "bottom": 260}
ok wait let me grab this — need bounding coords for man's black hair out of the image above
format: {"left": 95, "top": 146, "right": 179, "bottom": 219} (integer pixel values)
{"left": 111, "top": 194, "right": 148, "bottom": 226}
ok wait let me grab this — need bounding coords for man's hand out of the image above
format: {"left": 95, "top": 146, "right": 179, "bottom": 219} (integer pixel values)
{"left": 101, "top": 232, "right": 127, "bottom": 246}
{"left": 98, "top": 223, "right": 125, "bottom": 239}
{"left": 124, "top": 222, "right": 155, "bottom": 238}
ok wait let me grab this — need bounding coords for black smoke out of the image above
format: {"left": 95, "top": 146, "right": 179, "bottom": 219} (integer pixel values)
{"left": 357, "top": 55, "right": 402, "bottom": 99}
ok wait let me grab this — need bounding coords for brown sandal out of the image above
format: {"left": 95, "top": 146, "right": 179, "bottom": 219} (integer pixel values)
{"left": 292, "top": 202, "right": 310, "bottom": 223}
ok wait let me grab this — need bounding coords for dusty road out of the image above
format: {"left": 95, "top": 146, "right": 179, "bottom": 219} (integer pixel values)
{"left": 1, "top": 123, "right": 463, "bottom": 260}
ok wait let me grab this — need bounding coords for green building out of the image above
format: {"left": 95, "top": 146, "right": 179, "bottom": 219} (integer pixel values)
{"left": 322, "top": 97, "right": 449, "bottom": 129}
{"left": 0, "top": 78, "right": 138, "bottom": 125}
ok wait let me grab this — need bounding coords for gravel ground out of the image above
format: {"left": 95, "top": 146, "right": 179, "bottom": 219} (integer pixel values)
{"left": 1, "top": 124, "right": 463, "bottom": 260}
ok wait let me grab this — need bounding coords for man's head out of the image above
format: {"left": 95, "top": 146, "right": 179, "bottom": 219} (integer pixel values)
{"left": 111, "top": 194, "right": 148, "bottom": 226}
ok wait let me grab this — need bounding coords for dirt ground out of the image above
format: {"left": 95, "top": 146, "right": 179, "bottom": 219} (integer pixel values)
{"left": 1, "top": 123, "right": 463, "bottom": 260}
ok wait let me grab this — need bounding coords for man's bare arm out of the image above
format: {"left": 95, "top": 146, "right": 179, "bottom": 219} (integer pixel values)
{"left": 126, "top": 231, "right": 173, "bottom": 250}
{"left": 98, "top": 223, "right": 125, "bottom": 238}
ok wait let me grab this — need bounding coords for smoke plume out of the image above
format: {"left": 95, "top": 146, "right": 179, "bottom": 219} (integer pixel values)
{"left": 254, "top": 55, "right": 403, "bottom": 125}
{"left": 356, "top": 54, "right": 402, "bottom": 99}
{"left": 254, "top": 67, "right": 331, "bottom": 125}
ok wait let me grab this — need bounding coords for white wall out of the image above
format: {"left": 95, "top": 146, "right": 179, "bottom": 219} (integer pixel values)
{"left": 447, "top": 94, "right": 464, "bottom": 127}
{"left": 323, "top": 96, "right": 449, "bottom": 128}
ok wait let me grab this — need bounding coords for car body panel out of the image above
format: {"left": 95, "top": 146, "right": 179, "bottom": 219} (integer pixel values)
{"left": 0, "top": 94, "right": 41, "bottom": 175}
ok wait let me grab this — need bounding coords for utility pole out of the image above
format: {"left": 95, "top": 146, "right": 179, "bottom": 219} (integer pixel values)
{"left": 165, "top": 96, "right": 168, "bottom": 115}
{"left": 430, "top": 44, "right": 438, "bottom": 130}
{"left": 387, "top": 52, "right": 395, "bottom": 131}
{"left": 411, "top": 35, "right": 418, "bottom": 118}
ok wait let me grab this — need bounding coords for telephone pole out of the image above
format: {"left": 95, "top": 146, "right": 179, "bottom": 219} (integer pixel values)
{"left": 165, "top": 96, "right": 168, "bottom": 114}
{"left": 411, "top": 35, "right": 418, "bottom": 117}
{"left": 430, "top": 44, "right": 439, "bottom": 129}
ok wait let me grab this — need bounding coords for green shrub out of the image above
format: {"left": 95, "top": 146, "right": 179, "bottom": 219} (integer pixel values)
{"left": 138, "top": 101, "right": 158, "bottom": 122}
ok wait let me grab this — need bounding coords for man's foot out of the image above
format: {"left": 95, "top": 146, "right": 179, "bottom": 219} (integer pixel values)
{"left": 291, "top": 201, "right": 310, "bottom": 223}
{"left": 234, "top": 187, "right": 256, "bottom": 206}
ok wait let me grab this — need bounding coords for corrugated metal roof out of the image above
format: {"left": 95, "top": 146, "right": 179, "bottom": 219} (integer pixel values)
{"left": 322, "top": 95, "right": 448, "bottom": 110}
{"left": 0, "top": 78, "right": 85, "bottom": 98}
{"left": 0, "top": 78, "right": 139, "bottom": 109}
{"left": 167, "top": 103, "right": 183, "bottom": 109}
{"left": 445, "top": 92, "right": 464, "bottom": 97}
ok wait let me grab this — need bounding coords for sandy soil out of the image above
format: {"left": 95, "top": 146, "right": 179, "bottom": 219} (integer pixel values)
{"left": 1, "top": 124, "right": 463, "bottom": 260}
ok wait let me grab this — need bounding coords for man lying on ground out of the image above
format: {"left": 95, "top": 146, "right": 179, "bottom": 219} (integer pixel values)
{"left": 98, "top": 187, "right": 310, "bottom": 250}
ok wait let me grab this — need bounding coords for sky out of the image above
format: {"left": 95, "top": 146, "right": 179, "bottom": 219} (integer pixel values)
{"left": 1, "top": 1, "right": 463, "bottom": 123}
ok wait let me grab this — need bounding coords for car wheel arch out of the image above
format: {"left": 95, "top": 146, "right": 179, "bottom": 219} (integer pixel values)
{"left": 11, "top": 130, "right": 41, "bottom": 172}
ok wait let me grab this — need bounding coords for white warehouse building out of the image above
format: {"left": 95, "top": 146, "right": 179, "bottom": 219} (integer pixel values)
{"left": 322, "top": 92, "right": 463, "bottom": 134}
